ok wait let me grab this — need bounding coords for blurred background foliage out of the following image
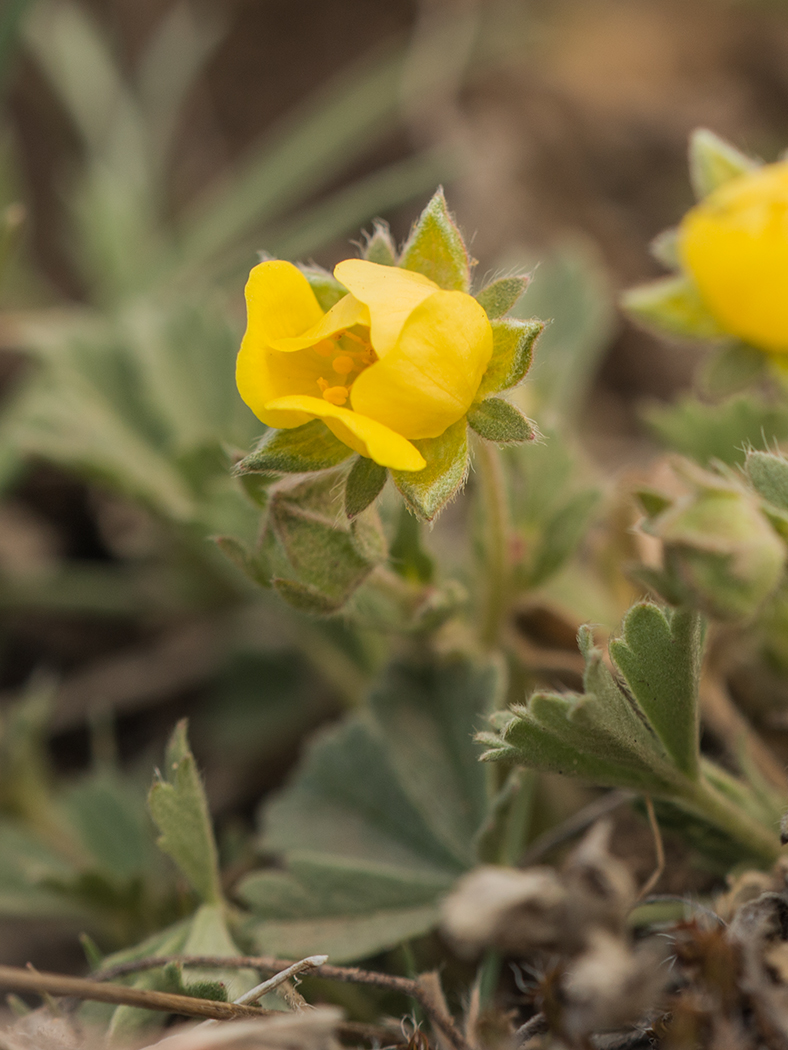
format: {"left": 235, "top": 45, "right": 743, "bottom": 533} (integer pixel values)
{"left": 2, "top": 0, "right": 788, "bottom": 998}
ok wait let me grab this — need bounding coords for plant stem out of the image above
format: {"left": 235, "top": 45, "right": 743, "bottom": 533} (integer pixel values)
{"left": 682, "top": 776, "right": 782, "bottom": 865}
{"left": 474, "top": 438, "right": 511, "bottom": 650}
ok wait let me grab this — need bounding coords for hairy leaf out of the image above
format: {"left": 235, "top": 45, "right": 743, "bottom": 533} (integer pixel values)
{"left": 399, "top": 188, "right": 470, "bottom": 292}
{"left": 475, "top": 275, "right": 529, "bottom": 319}
{"left": 392, "top": 418, "right": 468, "bottom": 522}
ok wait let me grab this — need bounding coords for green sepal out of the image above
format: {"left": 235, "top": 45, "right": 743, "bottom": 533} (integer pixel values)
{"left": 233, "top": 420, "right": 353, "bottom": 476}
{"left": 475, "top": 275, "right": 529, "bottom": 319}
{"left": 622, "top": 274, "right": 727, "bottom": 340}
{"left": 689, "top": 128, "right": 758, "bottom": 200}
{"left": 213, "top": 534, "right": 272, "bottom": 589}
{"left": 392, "top": 418, "right": 468, "bottom": 522}
{"left": 650, "top": 227, "right": 680, "bottom": 270}
{"left": 363, "top": 220, "right": 398, "bottom": 266}
{"left": 299, "top": 265, "right": 348, "bottom": 311}
{"left": 467, "top": 398, "right": 537, "bottom": 444}
{"left": 237, "top": 472, "right": 274, "bottom": 509}
{"left": 399, "top": 187, "right": 470, "bottom": 292}
{"left": 345, "top": 457, "right": 388, "bottom": 519}
{"left": 266, "top": 473, "right": 384, "bottom": 612}
{"left": 746, "top": 450, "right": 788, "bottom": 511}
{"left": 609, "top": 605, "right": 703, "bottom": 779}
{"left": 147, "top": 721, "right": 222, "bottom": 905}
{"left": 701, "top": 342, "right": 766, "bottom": 398}
{"left": 272, "top": 577, "right": 345, "bottom": 615}
{"left": 476, "top": 318, "right": 543, "bottom": 399}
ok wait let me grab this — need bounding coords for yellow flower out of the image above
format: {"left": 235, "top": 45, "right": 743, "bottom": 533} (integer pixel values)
{"left": 236, "top": 258, "right": 493, "bottom": 471}
{"left": 679, "top": 159, "right": 788, "bottom": 353}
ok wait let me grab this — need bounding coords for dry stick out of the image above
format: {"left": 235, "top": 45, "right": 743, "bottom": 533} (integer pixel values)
{"left": 0, "top": 965, "right": 274, "bottom": 1022}
{"left": 0, "top": 963, "right": 394, "bottom": 1046}
{"left": 95, "top": 955, "right": 473, "bottom": 1050}
{"left": 699, "top": 674, "right": 788, "bottom": 796}
{"left": 637, "top": 796, "right": 665, "bottom": 901}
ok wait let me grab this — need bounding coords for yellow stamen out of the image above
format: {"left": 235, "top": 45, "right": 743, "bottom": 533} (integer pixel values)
{"left": 317, "top": 377, "right": 329, "bottom": 392}
{"left": 332, "top": 355, "right": 355, "bottom": 375}
{"left": 313, "top": 340, "right": 334, "bottom": 358}
{"left": 322, "top": 385, "right": 349, "bottom": 406}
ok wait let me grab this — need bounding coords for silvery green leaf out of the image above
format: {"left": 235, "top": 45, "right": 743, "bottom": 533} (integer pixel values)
{"left": 475, "top": 275, "right": 529, "bottom": 319}
{"left": 392, "top": 418, "right": 468, "bottom": 522}
{"left": 467, "top": 398, "right": 537, "bottom": 444}
{"left": 345, "top": 457, "right": 387, "bottom": 519}
{"left": 476, "top": 318, "right": 542, "bottom": 399}
{"left": 234, "top": 421, "right": 353, "bottom": 476}
{"left": 399, "top": 187, "right": 470, "bottom": 292}
{"left": 148, "top": 721, "right": 222, "bottom": 904}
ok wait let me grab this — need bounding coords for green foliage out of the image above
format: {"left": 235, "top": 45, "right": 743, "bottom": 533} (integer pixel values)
{"left": 622, "top": 274, "right": 727, "bottom": 341}
{"left": 238, "top": 652, "right": 502, "bottom": 961}
{"left": 688, "top": 128, "right": 758, "bottom": 199}
{"left": 475, "top": 275, "right": 529, "bottom": 319}
{"left": 644, "top": 393, "right": 788, "bottom": 466}
{"left": 234, "top": 421, "right": 353, "bottom": 476}
{"left": 467, "top": 398, "right": 537, "bottom": 444}
{"left": 345, "top": 457, "right": 388, "bottom": 519}
{"left": 506, "top": 429, "right": 600, "bottom": 591}
{"left": 148, "top": 721, "right": 223, "bottom": 905}
{"left": 392, "top": 418, "right": 469, "bottom": 522}
{"left": 609, "top": 606, "right": 704, "bottom": 778}
{"left": 362, "top": 221, "right": 398, "bottom": 266}
{"left": 399, "top": 187, "right": 471, "bottom": 292}
{"left": 480, "top": 601, "right": 780, "bottom": 864}
{"left": 476, "top": 318, "right": 542, "bottom": 399}
{"left": 746, "top": 449, "right": 788, "bottom": 511}
{"left": 701, "top": 342, "right": 767, "bottom": 398}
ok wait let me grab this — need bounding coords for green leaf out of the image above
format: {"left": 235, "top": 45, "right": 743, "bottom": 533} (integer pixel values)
{"left": 300, "top": 265, "right": 348, "bottom": 311}
{"left": 475, "top": 275, "right": 529, "bottom": 319}
{"left": 609, "top": 605, "right": 704, "bottom": 779}
{"left": 516, "top": 489, "right": 600, "bottom": 589}
{"left": 480, "top": 626, "right": 683, "bottom": 795}
{"left": 238, "top": 653, "right": 500, "bottom": 961}
{"left": 476, "top": 318, "right": 542, "bottom": 399}
{"left": 688, "top": 128, "right": 758, "bottom": 200}
{"left": 392, "top": 419, "right": 468, "bottom": 522}
{"left": 345, "top": 457, "right": 388, "bottom": 519}
{"left": 746, "top": 450, "right": 788, "bottom": 511}
{"left": 362, "top": 220, "right": 397, "bottom": 266}
{"left": 622, "top": 274, "right": 728, "bottom": 340}
{"left": 399, "top": 187, "right": 470, "bottom": 291}
{"left": 467, "top": 398, "right": 536, "bottom": 444}
{"left": 148, "top": 721, "right": 222, "bottom": 905}
{"left": 644, "top": 394, "right": 788, "bottom": 467}
{"left": 234, "top": 421, "right": 353, "bottom": 476}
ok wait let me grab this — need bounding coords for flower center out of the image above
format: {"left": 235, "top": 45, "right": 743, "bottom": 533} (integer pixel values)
{"left": 313, "top": 328, "right": 377, "bottom": 407}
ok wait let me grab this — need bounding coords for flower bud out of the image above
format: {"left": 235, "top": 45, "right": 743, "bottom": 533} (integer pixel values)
{"left": 638, "top": 461, "right": 785, "bottom": 620}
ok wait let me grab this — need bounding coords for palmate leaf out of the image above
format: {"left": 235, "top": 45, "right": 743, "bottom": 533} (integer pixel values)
{"left": 481, "top": 605, "right": 701, "bottom": 797}
{"left": 238, "top": 652, "right": 502, "bottom": 962}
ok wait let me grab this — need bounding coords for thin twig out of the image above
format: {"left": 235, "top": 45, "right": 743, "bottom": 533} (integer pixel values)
{"left": 94, "top": 955, "right": 472, "bottom": 1050}
{"left": 637, "top": 796, "right": 665, "bottom": 901}
{"left": 0, "top": 964, "right": 274, "bottom": 1022}
{"left": 517, "top": 790, "right": 635, "bottom": 867}
{"left": 515, "top": 1012, "right": 547, "bottom": 1046}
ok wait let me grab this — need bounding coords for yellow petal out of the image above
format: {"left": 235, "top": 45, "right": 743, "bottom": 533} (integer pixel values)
{"left": 350, "top": 290, "right": 493, "bottom": 440}
{"left": 244, "top": 260, "right": 324, "bottom": 341}
{"left": 334, "top": 259, "right": 438, "bottom": 356}
{"left": 679, "top": 160, "right": 788, "bottom": 352}
{"left": 262, "top": 395, "right": 426, "bottom": 471}
{"left": 237, "top": 260, "right": 327, "bottom": 418}
{"left": 269, "top": 292, "right": 369, "bottom": 353}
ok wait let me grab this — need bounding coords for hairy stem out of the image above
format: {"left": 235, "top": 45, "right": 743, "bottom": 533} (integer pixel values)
{"left": 474, "top": 438, "right": 511, "bottom": 650}
{"left": 681, "top": 775, "right": 782, "bottom": 865}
